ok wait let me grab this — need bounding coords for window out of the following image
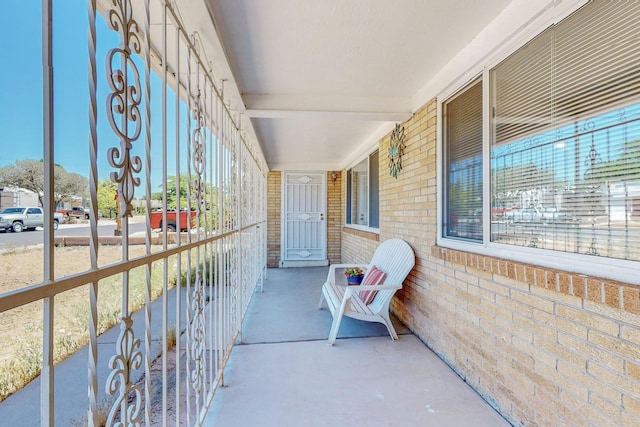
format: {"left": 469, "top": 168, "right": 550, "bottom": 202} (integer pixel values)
{"left": 443, "top": 79, "right": 483, "bottom": 241}
{"left": 346, "top": 150, "right": 379, "bottom": 229}
{"left": 442, "top": 1, "right": 640, "bottom": 273}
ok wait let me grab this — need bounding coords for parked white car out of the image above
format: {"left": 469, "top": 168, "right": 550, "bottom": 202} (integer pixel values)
{"left": 0, "top": 207, "right": 66, "bottom": 232}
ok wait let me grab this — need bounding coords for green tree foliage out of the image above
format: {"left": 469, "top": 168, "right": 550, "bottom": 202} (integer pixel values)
{"left": 152, "top": 175, "right": 191, "bottom": 209}
{"left": 0, "top": 159, "right": 88, "bottom": 207}
{"left": 97, "top": 179, "right": 118, "bottom": 218}
{"left": 152, "top": 175, "right": 220, "bottom": 210}
{"left": 151, "top": 174, "right": 225, "bottom": 230}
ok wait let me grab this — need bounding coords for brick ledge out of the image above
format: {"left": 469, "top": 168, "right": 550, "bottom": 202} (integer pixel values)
{"left": 431, "top": 245, "right": 640, "bottom": 315}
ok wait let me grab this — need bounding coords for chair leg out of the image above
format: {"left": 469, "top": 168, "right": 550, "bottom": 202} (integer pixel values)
{"left": 318, "top": 286, "right": 326, "bottom": 309}
{"left": 328, "top": 310, "right": 344, "bottom": 345}
{"left": 381, "top": 313, "right": 398, "bottom": 340}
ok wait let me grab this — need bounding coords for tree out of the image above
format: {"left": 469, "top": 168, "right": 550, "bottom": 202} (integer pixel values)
{"left": 151, "top": 175, "right": 190, "bottom": 209}
{"left": 54, "top": 171, "right": 88, "bottom": 207}
{"left": 0, "top": 160, "right": 43, "bottom": 204}
{"left": 0, "top": 159, "right": 88, "bottom": 207}
{"left": 97, "top": 178, "right": 118, "bottom": 218}
{"left": 151, "top": 174, "right": 223, "bottom": 229}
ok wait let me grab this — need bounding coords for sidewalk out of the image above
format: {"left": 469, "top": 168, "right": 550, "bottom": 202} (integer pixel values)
{"left": 0, "top": 286, "right": 187, "bottom": 426}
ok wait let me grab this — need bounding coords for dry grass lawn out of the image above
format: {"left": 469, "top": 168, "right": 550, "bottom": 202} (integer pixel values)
{"left": 0, "top": 244, "right": 176, "bottom": 402}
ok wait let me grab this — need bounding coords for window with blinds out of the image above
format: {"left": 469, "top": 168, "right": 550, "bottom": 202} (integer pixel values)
{"left": 444, "top": 79, "right": 483, "bottom": 241}
{"left": 346, "top": 150, "right": 379, "bottom": 229}
{"left": 489, "top": 1, "right": 640, "bottom": 261}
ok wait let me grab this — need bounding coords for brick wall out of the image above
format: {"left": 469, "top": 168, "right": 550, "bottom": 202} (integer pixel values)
{"left": 341, "top": 99, "right": 640, "bottom": 426}
{"left": 341, "top": 227, "right": 378, "bottom": 264}
{"left": 326, "top": 171, "right": 342, "bottom": 264}
{"left": 266, "top": 171, "right": 281, "bottom": 267}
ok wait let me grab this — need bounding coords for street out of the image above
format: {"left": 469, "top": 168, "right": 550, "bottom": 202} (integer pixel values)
{"left": 0, "top": 218, "right": 148, "bottom": 249}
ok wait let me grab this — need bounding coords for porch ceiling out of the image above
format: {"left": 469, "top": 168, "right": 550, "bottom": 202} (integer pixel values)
{"left": 196, "top": 0, "right": 512, "bottom": 171}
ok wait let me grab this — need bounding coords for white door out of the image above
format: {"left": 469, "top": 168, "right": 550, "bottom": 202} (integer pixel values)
{"left": 281, "top": 172, "right": 328, "bottom": 267}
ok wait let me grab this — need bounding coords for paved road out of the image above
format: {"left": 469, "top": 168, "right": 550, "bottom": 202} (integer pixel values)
{"left": 0, "top": 219, "right": 148, "bottom": 249}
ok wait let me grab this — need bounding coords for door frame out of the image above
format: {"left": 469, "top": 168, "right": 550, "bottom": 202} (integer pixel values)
{"left": 280, "top": 171, "right": 328, "bottom": 267}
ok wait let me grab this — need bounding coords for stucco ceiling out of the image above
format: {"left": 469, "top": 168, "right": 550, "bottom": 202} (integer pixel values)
{"left": 198, "top": 0, "right": 512, "bottom": 171}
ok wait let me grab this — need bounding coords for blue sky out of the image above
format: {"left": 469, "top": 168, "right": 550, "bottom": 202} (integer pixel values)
{"left": 0, "top": 2, "right": 192, "bottom": 195}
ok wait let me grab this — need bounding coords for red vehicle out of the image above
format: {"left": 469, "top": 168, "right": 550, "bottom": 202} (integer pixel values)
{"left": 57, "top": 206, "right": 101, "bottom": 220}
{"left": 149, "top": 210, "right": 196, "bottom": 231}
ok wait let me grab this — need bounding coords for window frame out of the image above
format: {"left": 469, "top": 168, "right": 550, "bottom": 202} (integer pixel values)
{"left": 441, "top": 77, "right": 486, "bottom": 243}
{"left": 437, "top": 4, "right": 639, "bottom": 284}
{"left": 345, "top": 149, "right": 380, "bottom": 233}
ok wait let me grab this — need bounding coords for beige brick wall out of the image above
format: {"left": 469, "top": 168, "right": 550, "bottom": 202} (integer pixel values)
{"left": 340, "top": 99, "right": 640, "bottom": 426}
{"left": 266, "top": 171, "right": 281, "bottom": 267}
{"left": 341, "top": 228, "right": 378, "bottom": 264}
{"left": 326, "top": 171, "right": 342, "bottom": 264}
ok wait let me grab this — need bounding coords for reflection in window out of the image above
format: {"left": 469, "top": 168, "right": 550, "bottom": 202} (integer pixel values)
{"left": 441, "top": 1, "right": 640, "bottom": 263}
{"left": 346, "top": 150, "right": 379, "bottom": 228}
{"left": 488, "top": 0, "right": 640, "bottom": 261}
{"left": 351, "top": 158, "right": 368, "bottom": 225}
{"left": 491, "top": 105, "right": 640, "bottom": 261}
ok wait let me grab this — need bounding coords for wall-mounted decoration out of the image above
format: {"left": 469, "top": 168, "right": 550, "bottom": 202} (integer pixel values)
{"left": 388, "top": 123, "right": 405, "bottom": 179}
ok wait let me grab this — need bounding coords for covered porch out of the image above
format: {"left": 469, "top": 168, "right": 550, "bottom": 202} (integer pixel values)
{"left": 204, "top": 267, "right": 510, "bottom": 426}
{"left": 1, "top": 0, "right": 639, "bottom": 426}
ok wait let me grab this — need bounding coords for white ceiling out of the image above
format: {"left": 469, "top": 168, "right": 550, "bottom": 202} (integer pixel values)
{"left": 196, "top": 0, "right": 512, "bottom": 171}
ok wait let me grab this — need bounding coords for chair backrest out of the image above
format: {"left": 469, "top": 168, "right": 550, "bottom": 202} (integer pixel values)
{"left": 365, "top": 238, "right": 415, "bottom": 287}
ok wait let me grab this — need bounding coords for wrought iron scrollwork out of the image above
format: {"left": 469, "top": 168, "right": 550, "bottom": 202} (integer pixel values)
{"left": 189, "top": 85, "right": 207, "bottom": 401}
{"left": 104, "top": 2, "right": 145, "bottom": 425}
{"left": 191, "top": 92, "right": 206, "bottom": 204}
{"left": 583, "top": 134, "right": 603, "bottom": 256}
{"left": 105, "top": 315, "right": 143, "bottom": 426}
{"left": 190, "top": 275, "right": 206, "bottom": 402}
{"left": 617, "top": 108, "right": 627, "bottom": 122}
{"left": 106, "top": 0, "right": 143, "bottom": 217}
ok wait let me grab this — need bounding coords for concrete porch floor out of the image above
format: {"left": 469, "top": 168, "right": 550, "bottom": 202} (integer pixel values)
{"left": 204, "top": 267, "right": 512, "bottom": 427}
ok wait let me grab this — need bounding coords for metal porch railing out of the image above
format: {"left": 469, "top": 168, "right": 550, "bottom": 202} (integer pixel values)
{"left": 0, "top": 1, "right": 267, "bottom": 425}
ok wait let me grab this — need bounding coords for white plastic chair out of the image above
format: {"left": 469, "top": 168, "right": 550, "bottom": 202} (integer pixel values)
{"left": 318, "top": 239, "right": 415, "bottom": 345}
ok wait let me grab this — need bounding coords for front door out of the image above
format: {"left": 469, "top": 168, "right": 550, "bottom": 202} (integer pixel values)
{"left": 281, "top": 172, "right": 327, "bottom": 267}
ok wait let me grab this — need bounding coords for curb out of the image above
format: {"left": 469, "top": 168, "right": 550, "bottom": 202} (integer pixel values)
{"left": 54, "top": 233, "right": 194, "bottom": 246}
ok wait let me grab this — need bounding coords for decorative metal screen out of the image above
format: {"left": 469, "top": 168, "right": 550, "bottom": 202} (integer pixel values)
{"left": 0, "top": 1, "right": 267, "bottom": 426}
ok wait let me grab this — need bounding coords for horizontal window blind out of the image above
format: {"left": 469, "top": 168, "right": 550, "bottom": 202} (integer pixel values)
{"left": 444, "top": 79, "right": 483, "bottom": 241}
{"left": 492, "top": 31, "right": 553, "bottom": 145}
{"left": 490, "top": 1, "right": 640, "bottom": 261}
